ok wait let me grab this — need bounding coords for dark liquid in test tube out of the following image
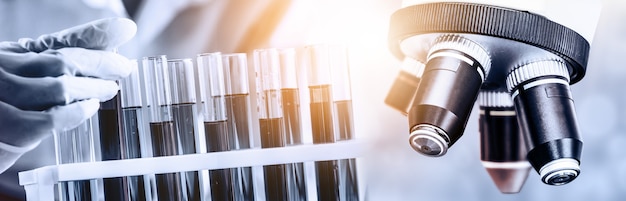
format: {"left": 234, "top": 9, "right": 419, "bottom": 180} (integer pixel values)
{"left": 309, "top": 85, "right": 340, "bottom": 201}
{"left": 225, "top": 94, "right": 252, "bottom": 149}
{"left": 335, "top": 100, "right": 359, "bottom": 200}
{"left": 335, "top": 101, "right": 354, "bottom": 141}
{"left": 150, "top": 121, "right": 186, "bottom": 201}
{"left": 310, "top": 86, "right": 335, "bottom": 144}
{"left": 121, "top": 107, "right": 147, "bottom": 201}
{"left": 172, "top": 103, "right": 201, "bottom": 201}
{"left": 281, "top": 88, "right": 307, "bottom": 201}
{"left": 99, "top": 96, "right": 131, "bottom": 201}
{"left": 225, "top": 94, "right": 255, "bottom": 201}
{"left": 204, "top": 121, "right": 237, "bottom": 201}
{"left": 282, "top": 89, "right": 303, "bottom": 145}
{"left": 259, "top": 118, "right": 288, "bottom": 201}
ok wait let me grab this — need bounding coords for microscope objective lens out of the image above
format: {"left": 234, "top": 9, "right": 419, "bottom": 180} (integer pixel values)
{"left": 548, "top": 172, "right": 576, "bottom": 185}
{"left": 478, "top": 91, "right": 530, "bottom": 193}
{"left": 406, "top": 34, "right": 489, "bottom": 157}
{"left": 508, "top": 61, "right": 582, "bottom": 186}
{"left": 409, "top": 125, "right": 448, "bottom": 156}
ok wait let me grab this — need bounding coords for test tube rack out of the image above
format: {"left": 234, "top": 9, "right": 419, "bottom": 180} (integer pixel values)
{"left": 18, "top": 140, "right": 365, "bottom": 201}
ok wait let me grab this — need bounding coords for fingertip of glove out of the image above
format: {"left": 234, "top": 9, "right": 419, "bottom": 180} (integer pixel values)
{"left": 101, "top": 81, "right": 120, "bottom": 100}
{"left": 100, "top": 17, "right": 137, "bottom": 49}
{"left": 118, "top": 58, "right": 138, "bottom": 78}
{"left": 49, "top": 98, "right": 100, "bottom": 132}
{"left": 81, "top": 98, "right": 101, "bottom": 118}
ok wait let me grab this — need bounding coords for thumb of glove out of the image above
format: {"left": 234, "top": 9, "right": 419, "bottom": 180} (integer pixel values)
{"left": 14, "top": 18, "right": 137, "bottom": 53}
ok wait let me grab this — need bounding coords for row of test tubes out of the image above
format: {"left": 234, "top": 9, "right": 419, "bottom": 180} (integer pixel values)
{"left": 52, "top": 44, "right": 359, "bottom": 201}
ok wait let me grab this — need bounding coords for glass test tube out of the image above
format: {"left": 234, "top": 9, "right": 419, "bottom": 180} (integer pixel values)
{"left": 328, "top": 45, "right": 359, "bottom": 200}
{"left": 278, "top": 48, "right": 307, "bottom": 201}
{"left": 306, "top": 44, "right": 359, "bottom": 201}
{"left": 306, "top": 45, "right": 339, "bottom": 201}
{"left": 119, "top": 60, "right": 148, "bottom": 201}
{"left": 54, "top": 118, "right": 98, "bottom": 201}
{"left": 197, "top": 52, "right": 237, "bottom": 201}
{"left": 253, "top": 48, "right": 289, "bottom": 201}
{"left": 98, "top": 67, "right": 129, "bottom": 200}
{"left": 143, "top": 55, "right": 188, "bottom": 201}
{"left": 168, "top": 58, "right": 206, "bottom": 201}
{"left": 222, "top": 53, "right": 255, "bottom": 201}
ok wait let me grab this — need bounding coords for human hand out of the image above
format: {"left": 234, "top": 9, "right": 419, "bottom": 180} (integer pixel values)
{"left": 0, "top": 18, "right": 137, "bottom": 173}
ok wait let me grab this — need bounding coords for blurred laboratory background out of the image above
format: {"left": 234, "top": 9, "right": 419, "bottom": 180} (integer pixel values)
{"left": 1, "top": 0, "right": 626, "bottom": 200}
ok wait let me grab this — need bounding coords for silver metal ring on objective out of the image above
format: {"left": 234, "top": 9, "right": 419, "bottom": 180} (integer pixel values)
{"left": 409, "top": 124, "right": 450, "bottom": 157}
{"left": 510, "top": 78, "right": 570, "bottom": 99}
{"left": 539, "top": 158, "right": 580, "bottom": 185}
{"left": 506, "top": 59, "right": 570, "bottom": 97}
{"left": 427, "top": 34, "right": 491, "bottom": 81}
{"left": 478, "top": 91, "right": 514, "bottom": 108}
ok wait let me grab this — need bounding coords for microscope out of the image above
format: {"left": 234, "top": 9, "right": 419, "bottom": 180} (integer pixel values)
{"left": 385, "top": 0, "right": 600, "bottom": 193}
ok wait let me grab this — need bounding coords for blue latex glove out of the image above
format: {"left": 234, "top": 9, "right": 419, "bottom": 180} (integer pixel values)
{"left": 0, "top": 18, "right": 137, "bottom": 173}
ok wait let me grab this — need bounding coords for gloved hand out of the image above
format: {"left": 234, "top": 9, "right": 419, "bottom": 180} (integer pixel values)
{"left": 0, "top": 18, "right": 137, "bottom": 173}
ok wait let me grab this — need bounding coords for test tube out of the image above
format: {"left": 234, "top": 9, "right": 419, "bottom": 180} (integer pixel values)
{"left": 222, "top": 53, "right": 256, "bottom": 201}
{"left": 142, "top": 55, "right": 188, "bottom": 201}
{"left": 328, "top": 46, "right": 359, "bottom": 200}
{"left": 306, "top": 44, "right": 339, "bottom": 201}
{"left": 253, "top": 48, "right": 289, "bottom": 200}
{"left": 54, "top": 118, "right": 98, "bottom": 201}
{"left": 306, "top": 44, "right": 359, "bottom": 201}
{"left": 119, "top": 60, "right": 148, "bottom": 201}
{"left": 197, "top": 52, "right": 237, "bottom": 201}
{"left": 98, "top": 69, "right": 128, "bottom": 200}
{"left": 169, "top": 58, "right": 206, "bottom": 201}
{"left": 278, "top": 48, "right": 307, "bottom": 201}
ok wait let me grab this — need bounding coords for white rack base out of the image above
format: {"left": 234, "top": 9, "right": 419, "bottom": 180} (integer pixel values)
{"left": 19, "top": 140, "right": 366, "bottom": 201}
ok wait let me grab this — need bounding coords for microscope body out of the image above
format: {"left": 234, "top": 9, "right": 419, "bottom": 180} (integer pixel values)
{"left": 386, "top": 0, "right": 601, "bottom": 193}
